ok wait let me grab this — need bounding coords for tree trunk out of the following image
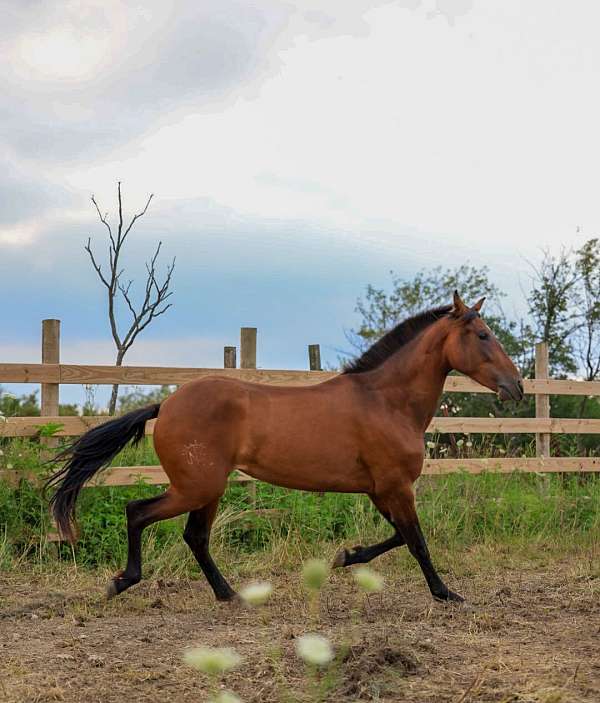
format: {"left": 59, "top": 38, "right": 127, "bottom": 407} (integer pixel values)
{"left": 108, "top": 351, "right": 125, "bottom": 415}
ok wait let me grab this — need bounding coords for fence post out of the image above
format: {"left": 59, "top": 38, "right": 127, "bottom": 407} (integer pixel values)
{"left": 240, "top": 328, "right": 257, "bottom": 507}
{"left": 308, "top": 344, "right": 322, "bottom": 371}
{"left": 535, "top": 342, "right": 550, "bottom": 458}
{"left": 224, "top": 346, "right": 237, "bottom": 369}
{"left": 41, "top": 319, "right": 60, "bottom": 448}
{"left": 240, "top": 327, "right": 257, "bottom": 370}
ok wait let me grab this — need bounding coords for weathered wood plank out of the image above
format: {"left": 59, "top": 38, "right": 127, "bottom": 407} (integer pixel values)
{"left": 5, "top": 414, "right": 600, "bottom": 438}
{"left": 4, "top": 458, "right": 599, "bottom": 490}
{"left": 96, "top": 466, "right": 256, "bottom": 486}
{"left": 2, "top": 362, "right": 600, "bottom": 396}
{"left": 0, "top": 416, "right": 125, "bottom": 437}
{"left": 422, "top": 457, "right": 600, "bottom": 474}
{"left": 428, "top": 417, "right": 600, "bottom": 434}
{"left": 40, "top": 320, "right": 60, "bottom": 452}
{"left": 443, "top": 376, "right": 600, "bottom": 396}
{"left": 0, "top": 363, "right": 60, "bottom": 383}
{"left": 535, "top": 342, "right": 551, "bottom": 458}
{"left": 58, "top": 365, "right": 335, "bottom": 385}
{"left": 0, "top": 467, "right": 256, "bottom": 487}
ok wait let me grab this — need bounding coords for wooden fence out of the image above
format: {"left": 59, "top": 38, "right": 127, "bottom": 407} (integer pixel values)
{"left": 2, "top": 320, "right": 600, "bottom": 489}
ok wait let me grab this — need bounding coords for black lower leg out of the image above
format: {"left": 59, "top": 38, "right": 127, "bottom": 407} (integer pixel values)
{"left": 334, "top": 532, "right": 405, "bottom": 567}
{"left": 107, "top": 494, "right": 165, "bottom": 598}
{"left": 183, "top": 505, "right": 236, "bottom": 601}
{"left": 399, "top": 519, "right": 463, "bottom": 602}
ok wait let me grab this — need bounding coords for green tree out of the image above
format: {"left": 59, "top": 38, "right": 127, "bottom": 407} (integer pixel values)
{"left": 526, "top": 248, "right": 580, "bottom": 377}
{"left": 350, "top": 264, "right": 504, "bottom": 350}
{"left": 0, "top": 388, "right": 39, "bottom": 417}
{"left": 0, "top": 387, "right": 80, "bottom": 418}
{"left": 349, "top": 264, "right": 532, "bottom": 371}
{"left": 117, "top": 385, "right": 174, "bottom": 413}
{"left": 574, "top": 238, "right": 600, "bottom": 382}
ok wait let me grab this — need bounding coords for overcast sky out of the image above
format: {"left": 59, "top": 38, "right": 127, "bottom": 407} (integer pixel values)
{"left": 1, "top": 0, "right": 599, "bottom": 406}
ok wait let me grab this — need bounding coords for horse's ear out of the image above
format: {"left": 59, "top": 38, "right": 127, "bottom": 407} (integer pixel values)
{"left": 451, "top": 290, "right": 468, "bottom": 317}
{"left": 472, "top": 297, "right": 486, "bottom": 312}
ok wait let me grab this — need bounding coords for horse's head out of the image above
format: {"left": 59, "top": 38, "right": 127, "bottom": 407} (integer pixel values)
{"left": 444, "top": 291, "right": 524, "bottom": 402}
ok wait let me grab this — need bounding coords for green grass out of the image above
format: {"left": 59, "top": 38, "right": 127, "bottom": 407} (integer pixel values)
{"left": 1, "top": 438, "right": 599, "bottom": 576}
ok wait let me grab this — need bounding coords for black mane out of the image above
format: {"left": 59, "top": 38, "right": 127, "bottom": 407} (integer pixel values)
{"left": 343, "top": 305, "right": 453, "bottom": 375}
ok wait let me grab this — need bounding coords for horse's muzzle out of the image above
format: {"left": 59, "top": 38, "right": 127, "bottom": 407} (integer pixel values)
{"left": 498, "top": 378, "right": 524, "bottom": 402}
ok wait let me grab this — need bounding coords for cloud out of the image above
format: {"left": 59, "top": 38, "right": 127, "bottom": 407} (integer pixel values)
{"left": 2, "top": 0, "right": 600, "bottom": 394}
{"left": 2, "top": 2, "right": 281, "bottom": 163}
{"left": 0, "top": 154, "right": 80, "bottom": 228}
{"left": 1, "top": 1, "right": 386, "bottom": 166}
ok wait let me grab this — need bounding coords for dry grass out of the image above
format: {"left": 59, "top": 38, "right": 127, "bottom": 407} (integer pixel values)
{"left": 1, "top": 543, "right": 599, "bottom": 702}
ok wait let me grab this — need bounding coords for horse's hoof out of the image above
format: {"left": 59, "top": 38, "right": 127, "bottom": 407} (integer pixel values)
{"left": 332, "top": 549, "right": 348, "bottom": 568}
{"left": 216, "top": 591, "right": 239, "bottom": 603}
{"left": 434, "top": 589, "right": 465, "bottom": 603}
{"left": 105, "top": 579, "right": 119, "bottom": 600}
{"left": 448, "top": 590, "right": 465, "bottom": 603}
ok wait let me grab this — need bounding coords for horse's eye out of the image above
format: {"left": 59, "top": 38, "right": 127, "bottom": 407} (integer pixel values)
{"left": 478, "top": 331, "right": 489, "bottom": 340}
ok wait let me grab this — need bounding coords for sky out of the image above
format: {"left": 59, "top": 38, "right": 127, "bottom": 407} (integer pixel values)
{"left": 1, "top": 0, "right": 599, "bottom": 407}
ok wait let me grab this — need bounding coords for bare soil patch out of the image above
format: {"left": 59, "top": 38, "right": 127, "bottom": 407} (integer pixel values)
{"left": 1, "top": 551, "right": 599, "bottom": 702}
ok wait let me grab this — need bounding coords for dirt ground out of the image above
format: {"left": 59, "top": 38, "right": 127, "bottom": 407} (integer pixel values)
{"left": 1, "top": 549, "right": 599, "bottom": 703}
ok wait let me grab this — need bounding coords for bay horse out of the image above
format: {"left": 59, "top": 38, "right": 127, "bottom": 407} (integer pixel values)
{"left": 47, "top": 292, "right": 523, "bottom": 603}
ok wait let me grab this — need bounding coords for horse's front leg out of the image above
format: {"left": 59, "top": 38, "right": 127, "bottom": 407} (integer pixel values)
{"left": 373, "top": 482, "right": 464, "bottom": 603}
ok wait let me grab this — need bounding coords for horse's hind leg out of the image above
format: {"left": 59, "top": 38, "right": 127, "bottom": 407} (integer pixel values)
{"left": 374, "top": 483, "right": 464, "bottom": 603}
{"left": 333, "top": 501, "right": 406, "bottom": 567}
{"left": 183, "top": 499, "right": 236, "bottom": 601}
{"left": 333, "top": 532, "right": 405, "bottom": 568}
{"left": 106, "top": 488, "right": 197, "bottom": 598}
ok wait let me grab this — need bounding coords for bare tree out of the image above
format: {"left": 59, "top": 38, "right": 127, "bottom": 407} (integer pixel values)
{"left": 85, "top": 182, "right": 175, "bottom": 414}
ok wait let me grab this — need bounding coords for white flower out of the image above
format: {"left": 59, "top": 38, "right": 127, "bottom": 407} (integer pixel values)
{"left": 6, "top": 463, "right": 13, "bottom": 470}
{"left": 498, "top": 448, "right": 506, "bottom": 454}
{"left": 302, "top": 559, "right": 329, "bottom": 591}
{"left": 465, "top": 441, "right": 473, "bottom": 448}
{"left": 239, "top": 581, "right": 273, "bottom": 606}
{"left": 210, "top": 692, "right": 243, "bottom": 703}
{"left": 353, "top": 567, "right": 384, "bottom": 593}
{"left": 456, "top": 439, "right": 464, "bottom": 447}
{"left": 295, "top": 634, "right": 334, "bottom": 667}
{"left": 426, "top": 441, "right": 436, "bottom": 449}
{"left": 183, "top": 647, "right": 242, "bottom": 675}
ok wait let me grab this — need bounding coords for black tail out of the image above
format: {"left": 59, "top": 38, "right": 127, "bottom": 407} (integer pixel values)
{"left": 45, "top": 404, "right": 161, "bottom": 542}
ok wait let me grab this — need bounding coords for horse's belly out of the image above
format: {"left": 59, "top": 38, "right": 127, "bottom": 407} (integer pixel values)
{"left": 232, "top": 456, "right": 372, "bottom": 494}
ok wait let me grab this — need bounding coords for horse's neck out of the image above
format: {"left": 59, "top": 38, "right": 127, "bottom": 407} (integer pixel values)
{"left": 371, "top": 323, "right": 451, "bottom": 430}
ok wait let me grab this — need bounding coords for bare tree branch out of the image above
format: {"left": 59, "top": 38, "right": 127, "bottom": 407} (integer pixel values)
{"left": 85, "top": 183, "right": 174, "bottom": 414}
{"left": 84, "top": 238, "right": 111, "bottom": 289}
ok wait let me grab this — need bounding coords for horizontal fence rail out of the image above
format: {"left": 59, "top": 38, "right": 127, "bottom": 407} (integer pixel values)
{"left": 2, "top": 362, "right": 600, "bottom": 395}
{"left": 4, "top": 414, "right": 600, "bottom": 439}
{"left": 4, "top": 458, "right": 600, "bottom": 491}
{"left": 0, "top": 363, "right": 334, "bottom": 386}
